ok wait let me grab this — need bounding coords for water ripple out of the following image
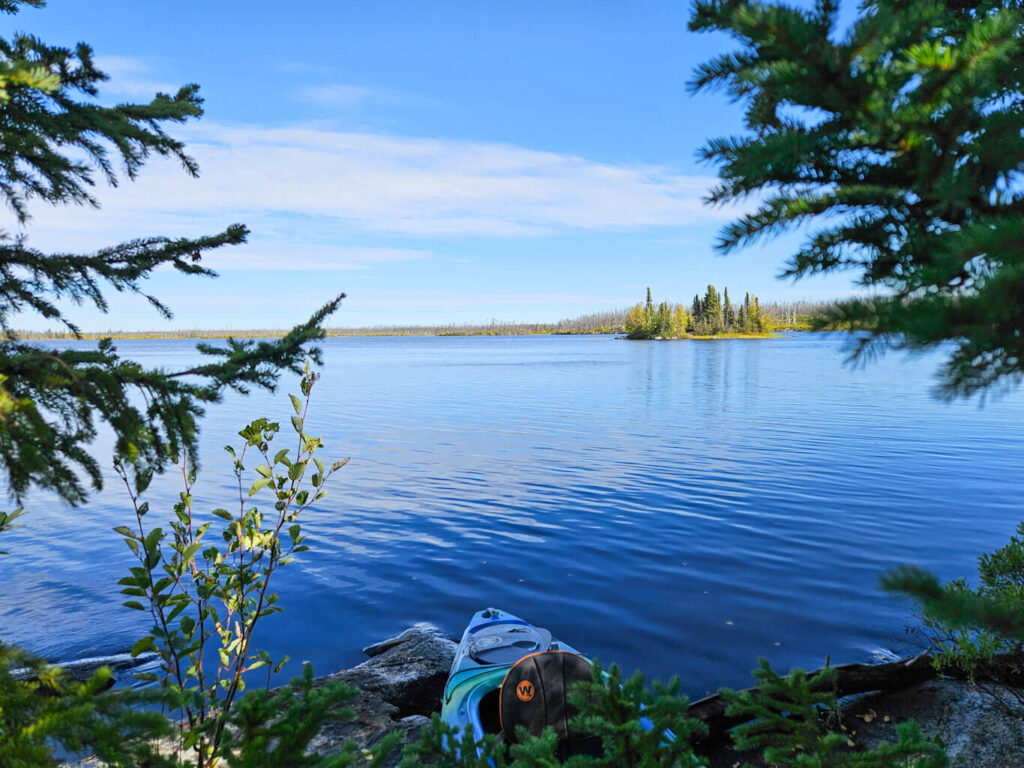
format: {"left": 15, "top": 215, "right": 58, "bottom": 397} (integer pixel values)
{"left": 1, "top": 333, "right": 1022, "bottom": 696}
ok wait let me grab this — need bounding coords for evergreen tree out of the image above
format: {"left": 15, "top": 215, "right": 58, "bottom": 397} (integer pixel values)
{"left": 690, "top": 0, "right": 1024, "bottom": 398}
{"left": 703, "top": 284, "right": 723, "bottom": 334}
{"left": 746, "top": 295, "right": 759, "bottom": 333}
{"left": 723, "top": 287, "right": 733, "bottom": 331}
{"left": 655, "top": 301, "right": 670, "bottom": 337}
{"left": 0, "top": 0, "right": 342, "bottom": 506}
{"left": 737, "top": 293, "right": 750, "bottom": 333}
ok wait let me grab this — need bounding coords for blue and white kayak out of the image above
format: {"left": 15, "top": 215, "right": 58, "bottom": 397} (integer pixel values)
{"left": 441, "top": 608, "right": 592, "bottom": 744}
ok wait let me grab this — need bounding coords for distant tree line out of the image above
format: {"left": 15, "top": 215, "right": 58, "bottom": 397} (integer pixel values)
{"left": 624, "top": 286, "right": 773, "bottom": 339}
{"left": 14, "top": 301, "right": 835, "bottom": 341}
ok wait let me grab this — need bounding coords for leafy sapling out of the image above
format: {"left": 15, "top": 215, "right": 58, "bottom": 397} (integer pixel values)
{"left": 116, "top": 366, "right": 349, "bottom": 767}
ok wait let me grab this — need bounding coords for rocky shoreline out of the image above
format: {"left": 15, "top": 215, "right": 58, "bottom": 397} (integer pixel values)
{"left": 67, "top": 625, "right": 1024, "bottom": 768}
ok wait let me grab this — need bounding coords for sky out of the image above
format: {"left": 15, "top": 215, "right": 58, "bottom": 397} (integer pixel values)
{"left": 12, "top": 0, "right": 858, "bottom": 331}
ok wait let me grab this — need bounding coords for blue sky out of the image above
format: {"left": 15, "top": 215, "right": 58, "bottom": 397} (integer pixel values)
{"left": 14, "top": 0, "right": 856, "bottom": 330}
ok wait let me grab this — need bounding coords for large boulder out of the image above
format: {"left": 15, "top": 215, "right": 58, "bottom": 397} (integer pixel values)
{"left": 328, "top": 624, "right": 457, "bottom": 718}
{"left": 844, "top": 678, "right": 1024, "bottom": 768}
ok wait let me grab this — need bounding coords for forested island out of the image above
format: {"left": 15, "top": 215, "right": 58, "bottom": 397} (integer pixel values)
{"left": 624, "top": 285, "right": 773, "bottom": 339}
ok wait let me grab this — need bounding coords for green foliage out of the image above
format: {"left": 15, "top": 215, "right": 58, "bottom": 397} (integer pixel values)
{"left": 0, "top": 505, "right": 24, "bottom": 554}
{"left": 219, "top": 662, "right": 399, "bottom": 768}
{"left": 979, "top": 522, "right": 1024, "bottom": 605}
{"left": 565, "top": 662, "right": 706, "bottom": 767}
{"left": 723, "top": 658, "right": 946, "bottom": 767}
{"left": 626, "top": 286, "right": 770, "bottom": 338}
{"left": 116, "top": 367, "right": 348, "bottom": 767}
{"left": 884, "top": 521, "right": 1024, "bottom": 679}
{"left": 689, "top": 0, "right": 1024, "bottom": 399}
{"left": 0, "top": 0, "right": 343, "bottom": 509}
{"left": 398, "top": 714, "right": 512, "bottom": 768}
{"left": 0, "top": 641, "right": 174, "bottom": 768}
{"left": 402, "top": 659, "right": 947, "bottom": 767}
{"left": 401, "top": 663, "right": 706, "bottom": 768}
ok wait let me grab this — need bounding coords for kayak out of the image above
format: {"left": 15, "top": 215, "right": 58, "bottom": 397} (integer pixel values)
{"left": 441, "top": 608, "right": 598, "bottom": 755}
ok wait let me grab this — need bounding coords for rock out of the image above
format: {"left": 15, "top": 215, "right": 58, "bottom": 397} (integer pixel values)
{"left": 12, "top": 651, "right": 160, "bottom": 684}
{"left": 331, "top": 624, "right": 456, "bottom": 717}
{"left": 700, "top": 678, "right": 1024, "bottom": 768}
{"left": 844, "top": 679, "right": 1024, "bottom": 768}
{"left": 362, "top": 624, "right": 444, "bottom": 657}
{"left": 308, "top": 686, "right": 430, "bottom": 768}
{"left": 309, "top": 687, "right": 400, "bottom": 754}
{"left": 379, "top": 716, "right": 431, "bottom": 768}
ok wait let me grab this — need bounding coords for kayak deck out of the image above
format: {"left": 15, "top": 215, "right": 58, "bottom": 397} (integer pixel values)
{"left": 441, "top": 608, "right": 588, "bottom": 741}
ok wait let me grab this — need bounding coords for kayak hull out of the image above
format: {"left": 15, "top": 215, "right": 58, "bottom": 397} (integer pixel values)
{"left": 441, "top": 608, "right": 588, "bottom": 741}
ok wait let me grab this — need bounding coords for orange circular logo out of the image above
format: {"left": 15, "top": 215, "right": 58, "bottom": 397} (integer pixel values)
{"left": 516, "top": 681, "right": 535, "bottom": 702}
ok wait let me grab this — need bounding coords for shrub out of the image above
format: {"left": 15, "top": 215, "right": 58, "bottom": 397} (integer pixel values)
{"left": 116, "top": 365, "right": 351, "bottom": 767}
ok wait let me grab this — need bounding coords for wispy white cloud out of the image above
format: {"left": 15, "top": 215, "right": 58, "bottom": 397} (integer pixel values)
{"left": 19, "top": 123, "right": 725, "bottom": 250}
{"left": 92, "top": 56, "right": 180, "bottom": 97}
{"left": 203, "top": 243, "right": 432, "bottom": 272}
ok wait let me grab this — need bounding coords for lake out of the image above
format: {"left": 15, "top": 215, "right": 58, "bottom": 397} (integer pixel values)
{"left": 2, "top": 333, "right": 1022, "bottom": 697}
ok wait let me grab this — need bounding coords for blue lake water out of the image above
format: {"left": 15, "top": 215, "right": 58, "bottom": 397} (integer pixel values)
{"left": 2, "top": 333, "right": 1023, "bottom": 697}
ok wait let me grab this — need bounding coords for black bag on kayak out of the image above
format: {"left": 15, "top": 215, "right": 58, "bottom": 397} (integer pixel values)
{"left": 499, "top": 650, "right": 602, "bottom": 759}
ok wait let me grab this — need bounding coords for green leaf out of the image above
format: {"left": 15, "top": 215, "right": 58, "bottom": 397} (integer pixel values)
{"left": 255, "top": 464, "right": 272, "bottom": 478}
{"left": 290, "top": 393, "right": 303, "bottom": 415}
{"left": 212, "top": 508, "right": 234, "bottom": 521}
{"left": 291, "top": 414, "right": 303, "bottom": 433}
{"left": 248, "top": 476, "right": 273, "bottom": 497}
{"left": 113, "top": 525, "right": 137, "bottom": 540}
{"left": 122, "top": 600, "right": 146, "bottom": 611}
{"left": 131, "top": 636, "right": 157, "bottom": 657}
{"left": 143, "top": 527, "right": 163, "bottom": 554}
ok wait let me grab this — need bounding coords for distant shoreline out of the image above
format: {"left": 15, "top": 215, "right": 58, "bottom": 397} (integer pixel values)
{"left": 13, "top": 327, "right": 806, "bottom": 341}
{"left": 15, "top": 328, "right": 620, "bottom": 341}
